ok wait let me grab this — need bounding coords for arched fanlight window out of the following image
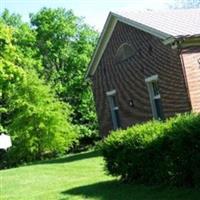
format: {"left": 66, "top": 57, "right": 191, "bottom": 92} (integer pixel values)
{"left": 115, "top": 43, "right": 134, "bottom": 63}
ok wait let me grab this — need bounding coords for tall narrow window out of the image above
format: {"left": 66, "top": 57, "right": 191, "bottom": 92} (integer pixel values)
{"left": 145, "top": 75, "right": 164, "bottom": 120}
{"left": 106, "top": 90, "right": 120, "bottom": 130}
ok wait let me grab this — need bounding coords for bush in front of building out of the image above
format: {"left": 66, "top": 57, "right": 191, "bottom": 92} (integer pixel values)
{"left": 101, "top": 113, "right": 200, "bottom": 187}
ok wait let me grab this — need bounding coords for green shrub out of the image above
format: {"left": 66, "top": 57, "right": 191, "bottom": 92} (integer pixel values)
{"left": 163, "top": 113, "right": 200, "bottom": 186}
{"left": 0, "top": 65, "right": 77, "bottom": 168}
{"left": 0, "top": 22, "right": 77, "bottom": 168}
{"left": 72, "top": 124, "right": 100, "bottom": 151}
{"left": 102, "top": 120, "right": 166, "bottom": 183}
{"left": 101, "top": 113, "right": 200, "bottom": 187}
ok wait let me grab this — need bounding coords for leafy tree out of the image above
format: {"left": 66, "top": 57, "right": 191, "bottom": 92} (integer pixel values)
{"left": 0, "top": 8, "right": 100, "bottom": 156}
{"left": 30, "top": 8, "right": 99, "bottom": 137}
{"left": 0, "top": 21, "right": 76, "bottom": 168}
{"left": 0, "top": 9, "right": 42, "bottom": 73}
{"left": 0, "top": 9, "right": 23, "bottom": 28}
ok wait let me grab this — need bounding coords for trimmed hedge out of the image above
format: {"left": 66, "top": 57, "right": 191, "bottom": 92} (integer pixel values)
{"left": 101, "top": 113, "right": 200, "bottom": 187}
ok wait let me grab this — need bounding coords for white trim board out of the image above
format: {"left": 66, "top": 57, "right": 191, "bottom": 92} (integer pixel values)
{"left": 106, "top": 89, "right": 116, "bottom": 96}
{"left": 145, "top": 75, "right": 158, "bottom": 83}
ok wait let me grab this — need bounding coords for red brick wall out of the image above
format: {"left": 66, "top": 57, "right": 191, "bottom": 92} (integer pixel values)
{"left": 181, "top": 47, "right": 200, "bottom": 112}
{"left": 92, "top": 22, "right": 191, "bottom": 136}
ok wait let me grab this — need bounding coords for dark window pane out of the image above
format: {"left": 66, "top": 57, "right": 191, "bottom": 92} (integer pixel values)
{"left": 114, "top": 108, "right": 121, "bottom": 129}
{"left": 107, "top": 93, "right": 121, "bottom": 130}
{"left": 154, "top": 98, "right": 164, "bottom": 120}
{"left": 112, "top": 95, "right": 117, "bottom": 107}
{"left": 152, "top": 81, "right": 160, "bottom": 96}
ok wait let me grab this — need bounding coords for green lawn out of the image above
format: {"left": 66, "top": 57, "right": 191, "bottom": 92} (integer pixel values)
{"left": 1, "top": 150, "right": 200, "bottom": 200}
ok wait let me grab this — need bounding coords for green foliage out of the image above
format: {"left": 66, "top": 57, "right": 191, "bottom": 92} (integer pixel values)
{"left": 0, "top": 124, "right": 6, "bottom": 133}
{"left": 101, "top": 113, "right": 200, "bottom": 187}
{"left": 162, "top": 113, "right": 200, "bottom": 186}
{"left": 101, "top": 120, "right": 165, "bottom": 183}
{"left": 0, "top": 9, "right": 23, "bottom": 28}
{"left": 0, "top": 7, "right": 99, "bottom": 167}
{"left": 30, "top": 8, "right": 99, "bottom": 136}
{"left": 0, "top": 21, "right": 76, "bottom": 168}
{"left": 6, "top": 70, "right": 76, "bottom": 166}
{"left": 72, "top": 124, "right": 100, "bottom": 151}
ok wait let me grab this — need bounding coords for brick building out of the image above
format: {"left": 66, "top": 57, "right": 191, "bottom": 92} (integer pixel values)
{"left": 85, "top": 9, "right": 200, "bottom": 136}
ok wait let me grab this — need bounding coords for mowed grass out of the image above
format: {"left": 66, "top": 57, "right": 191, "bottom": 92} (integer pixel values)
{"left": 1, "top": 150, "right": 200, "bottom": 200}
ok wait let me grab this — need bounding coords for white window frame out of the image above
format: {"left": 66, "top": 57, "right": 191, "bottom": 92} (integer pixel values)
{"left": 106, "top": 90, "right": 116, "bottom": 96}
{"left": 145, "top": 75, "right": 161, "bottom": 119}
{"left": 106, "top": 89, "right": 120, "bottom": 130}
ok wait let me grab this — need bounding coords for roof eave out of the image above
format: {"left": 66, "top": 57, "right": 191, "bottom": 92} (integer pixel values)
{"left": 85, "top": 12, "right": 117, "bottom": 80}
{"left": 180, "top": 35, "right": 200, "bottom": 48}
{"left": 163, "top": 34, "right": 200, "bottom": 49}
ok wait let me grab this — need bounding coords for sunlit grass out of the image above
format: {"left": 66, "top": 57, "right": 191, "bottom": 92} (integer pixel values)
{"left": 1, "top": 150, "right": 200, "bottom": 200}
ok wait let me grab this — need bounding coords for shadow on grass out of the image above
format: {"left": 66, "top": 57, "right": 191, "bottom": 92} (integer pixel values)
{"left": 35, "top": 150, "right": 101, "bottom": 165}
{"left": 61, "top": 180, "right": 200, "bottom": 200}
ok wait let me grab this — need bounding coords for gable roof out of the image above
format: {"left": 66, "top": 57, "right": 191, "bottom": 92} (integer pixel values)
{"left": 86, "top": 9, "right": 200, "bottom": 79}
{"left": 116, "top": 9, "right": 200, "bottom": 38}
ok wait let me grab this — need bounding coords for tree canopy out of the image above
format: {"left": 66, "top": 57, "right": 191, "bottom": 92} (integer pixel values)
{"left": 0, "top": 8, "right": 99, "bottom": 167}
{"left": 30, "top": 8, "right": 98, "bottom": 129}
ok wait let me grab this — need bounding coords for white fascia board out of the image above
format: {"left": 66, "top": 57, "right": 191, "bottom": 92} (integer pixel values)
{"left": 180, "top": 36, "right": 200, "bottom": 47}
{"left": 162, "top": 37, "right": 176, "bottom": 45}
{"left": 85, "top": 13, "right": 117, "bottom": 79}
{"left": 181, "top": 42, "right": 200, "bottom": 48}
{"left": 163, "top": 35, "right": 200, "bottom": 48}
